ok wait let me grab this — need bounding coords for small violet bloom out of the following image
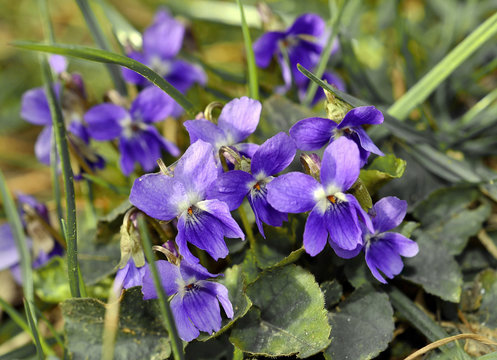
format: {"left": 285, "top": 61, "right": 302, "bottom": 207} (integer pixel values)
{"left": 0, "top": 194, "right": 63, "bottom": 284}
{"left": 362, "top": 197, "right": 419, "bottom": 283}
{"left": 129, "top": 140, "right": 244, "bottom": 263}
{"left": 208, "top": 132, "right": 296, "bottom": 237}
{"left": 112, "top": 258, "right": 148, "bottom": 295}
{"left": 253, "top": 13, "right": 344, "bottom": 102}
{"left": 267, "top": 136, "right": 373, "bottom": 257}
{"left": 142, "top": 259, "right": 233, "bottom": 342}
{"left": 85, "top": 86, "right": 180, "bottom": 175}
{"left": 122, "top": 9, "right": 206, "bottom": 116}
{"left": 184, "top": 97, "right": 262, "bottom": 159}
{"left": 20, "top": 75, "right": 104, "bottom": 177}
{"left": 290, "top": 106, "right": 384, "bottom": 166}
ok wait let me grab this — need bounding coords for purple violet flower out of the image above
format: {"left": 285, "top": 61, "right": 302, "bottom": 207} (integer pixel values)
{"left": 20, "top": 80, "right": 105, "bottom": 177}
{"left": 0, "top": 194, "right": 63, "bottom": 284}
{"left": 129, "top": 140, "right": 244, "bottom": 263}
{"left": 253, "top": 13, "right": 344, "bottom": 102}
{"left": 113, "top": 258, "right": 148, "bottom": 295}
{"left": 208, "top": 132, "right": 296, "bottom": 237}
{"left": 254, "top": 14, "right": 326, "bottom": 88}
{"left": 48, "top": 55, "right": 68, "bottom": 74}
{"left": 289, "top": 106, "right": 384, "bottom": 166}
{"left": 84, "top": 86, "right": 180, "bottom": 175}
{"left": 266, "top": 136, "right": 373, "bottom": 256}
{"left": 183, "top": 97, "right": 262, "bottom": 158}
{"left": 122, "top": 9, "right": 206, "bottom": 116}
{"left": 362, "top": 197, "right": 419, "bottom": 283}
{"left": 142, "top": 259, "right": 233, "bottom": 341}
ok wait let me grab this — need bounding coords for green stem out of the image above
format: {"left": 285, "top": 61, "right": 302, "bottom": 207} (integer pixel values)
{"left": 23, "top": 300, "right": 46, "bottom": 360}
{"left": 387, "top": 11, "right": 497, "bottom": 121}
{"left": 138, "top": 216, "right": 184, "bottom": 360}
{"left": 303, "top": 0, "right": 346, "bottom": 106}
{"left": 238, "top": 204, "right": 256, "bottom": 249}
{"left": 33, "top": 306, "right": 65, "bottom": 351}
{"left": 236, "top": 0, "right": 259, "bottom": 100}
{"left": 0, "top": 171, "right": 33, "bottom": 303}
{"left": 41, "top": 57, "right": 83, "bottom": 298}
{"left": 74, "top": 0, "right": 127, "bottom": 95}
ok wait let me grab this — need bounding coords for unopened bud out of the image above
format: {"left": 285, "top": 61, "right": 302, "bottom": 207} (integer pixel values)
{"left": 300, "top": 153, "right": 321, "bottom": 181}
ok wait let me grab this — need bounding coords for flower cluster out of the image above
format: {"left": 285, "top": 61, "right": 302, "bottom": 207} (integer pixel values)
{"left": 126, "top": 94, "right": 418, "bottom": 340}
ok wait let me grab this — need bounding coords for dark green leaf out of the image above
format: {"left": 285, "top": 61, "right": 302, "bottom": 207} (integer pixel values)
{"left": 79, "top": 228, "right": 120, "bottom": 285}
{"left": 230, "top": 265, "right": 331, "bottom": 358}
{"left": 403, "top": 230, "right": 463, "bottom": 302}
{"left": 413, "top": 186, "right": 491, "bottom": 255}
{"left": 324, "top": 285, "right": 394, "bottom": 360}
{"left": 62, "top": 287, "right": 171, "bottom": 360}
{"left": 320, "top": 280, "right": 343, "bottom": 310}
{"left": 259, "top": 95, "right": 314, "bottom": 137}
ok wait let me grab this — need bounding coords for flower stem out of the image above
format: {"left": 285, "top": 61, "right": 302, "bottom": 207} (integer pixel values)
{"left": 238, "top": 203, "right": 256, "bottom": 249}
{"left": 138, "top": 216, "right": 184, "bottom": 360}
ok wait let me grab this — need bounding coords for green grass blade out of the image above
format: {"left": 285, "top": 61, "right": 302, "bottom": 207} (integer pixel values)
{"left": 236, "top": 0, "right": 259, "bottom": 100}
{"left": 23, "top": 300, "right": 45, "bottom": 360}
{"left": 0, "top": 171, "right": 33, "bottom": 303}
{"left": 302, "top": 0, "right": 346, "bottom": 106}
{"left": 33, "top": 306, "right": 65, "bottom": 351}
{"left": 458, "top": 87, "right": 497, "bottom": 127}
{"left": 40, "top": 56, "right": 83, "bottom": 298}
{"left": 75, "top": 0, "right": 128, "bottom": 96}
{"left": 14, "top": 41, "right": 199, "bottom": 116}
{"left": 388, "top": 287, "right": 470, "bottom": 359}
{"left": 297, "top": 64, "right": 483, "bottom": 183}
{"left": 138, "top": 215, "right": 184, "bottom": 360}
{"left": 387, "top": 11, "right": 497, "bottom": 121}
{"left": 97, "top": 0, "right": 142, "bottom": 49}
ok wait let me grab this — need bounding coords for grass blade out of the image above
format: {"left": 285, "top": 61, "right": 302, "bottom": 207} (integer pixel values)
{"left": 388, "top": 287, "right": 470, "bottom": 359}
{"left": 387, "top": 11, "right": 497, "bottom": 121}
{"left": 298, "top": 64, "right": 484, "bottom": 183}
{"left": 23, "top": 300, "right": 45, "bottom": 360}
{"left": 0, "top": 170, "right": 33, "bottom": 303}
{"left": 40, "top": 56, "right": 83, "bottom": 298}
{"left": 138, "top": 215, "right": 184, "bottom": 360}
{"left": 236, "top": 0, "right": 259, "bottom": 100}
{"left": 14, "top": 41, "right": 199, "bottom": 116}
{"left": 97, "top": 0, "right": 142, "bottom": 49}
{"left": 75, "top": 0, "right": 128, "bottom": 96}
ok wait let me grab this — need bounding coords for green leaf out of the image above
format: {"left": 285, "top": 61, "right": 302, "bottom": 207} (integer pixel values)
{"left": 198, "top": 265, "right": 252, "bottom": 341}
{"left": 252, "top": 217, "right": 303, "bottom": 269}
{"left": 324, "top": 285, "right": 394, "bottom": 360}
{"left": 230, "top": 265, "right": 331, "bottom": 358}
{"left": 468, "top": 269, "right": 497, "bottom": 329}
{"left": 78, "top": 228, "right": 120, "bottom": 285}
{"left": 13, "top": 41, "right": 198, "bottom": 115}
{"left": 403, "top": 230, "right": 463, "bottom": 302}
{"left": 359, "top": 154, "right": 407, "bottom": 195}
{"left": 320, "top": 280, "right": 343, "bottom": 310}
{"left": 33, "top": 257, "right": 72, "bottom": 303}
{"left": 259, "top": 95, "right": 314, "bottom": 137}
{"left": 413, "top": 186, "right": 491, "bottom": 255}
{"left": 62, "top": 287, "right": 171, "bottom": 360}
